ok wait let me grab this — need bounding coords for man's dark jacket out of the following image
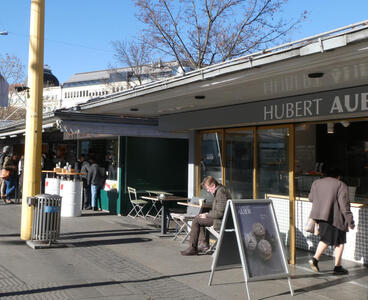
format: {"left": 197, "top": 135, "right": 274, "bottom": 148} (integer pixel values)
{"left": 207, "top": 184, "right": 231, "bottom": 230}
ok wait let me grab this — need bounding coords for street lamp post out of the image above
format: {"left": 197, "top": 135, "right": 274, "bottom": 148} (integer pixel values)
{"left": 20, "top": 0, "right": 45, "bottom": 240}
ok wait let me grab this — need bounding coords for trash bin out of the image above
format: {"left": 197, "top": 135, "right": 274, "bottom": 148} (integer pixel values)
{"left": 60, "top": 180, "right": 82, "bottom": 217}
{"left": 45, "top": 177, "right": 61, "bottom": 195}
{"left": 28, "top": 194, "right": 61, "bottom": 243}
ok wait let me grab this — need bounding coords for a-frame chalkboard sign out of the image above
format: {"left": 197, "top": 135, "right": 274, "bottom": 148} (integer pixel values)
{"left": 208, "top": 199, "right": 293, "bottom": 299}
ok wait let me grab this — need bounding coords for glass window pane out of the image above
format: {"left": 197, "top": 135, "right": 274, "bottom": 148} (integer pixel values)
{"left": 257, "top": 128, "right": 289, "bottom": 198}
{"left": 200, "top": 132, "right": 223, "bottom": 199}
{"left": 295, "top": 124, "right": 320, "bottom": 197}
{"left": 225, "top": 130, "right": 254, "bottom": 199}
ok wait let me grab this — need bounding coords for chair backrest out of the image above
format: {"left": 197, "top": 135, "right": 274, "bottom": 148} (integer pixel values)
{"left": 127, "top": 186, "right": 137, "bottom": 202}
{"left": 186, "top": 197, "right": 205, "bottom": 215}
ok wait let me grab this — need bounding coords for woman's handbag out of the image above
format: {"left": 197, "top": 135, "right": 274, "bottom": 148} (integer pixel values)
{"left": 305, "top": 218, "right": 319, "bottom": 235}
{"left": 0, "top": 169, "right": 10, "bottom": 179}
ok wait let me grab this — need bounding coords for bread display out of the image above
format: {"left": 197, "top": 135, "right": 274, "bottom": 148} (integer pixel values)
{"left": 243, "top": 222, "right": 273, "bottom": 261}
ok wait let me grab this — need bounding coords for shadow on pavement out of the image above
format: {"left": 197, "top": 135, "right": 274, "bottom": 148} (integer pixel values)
{"left": 259, "top": 268, "right": 368, "bottom": 299}
{"left": 67, "top": 237, "right": 152, "bottom": 247}
{"left": 0, "top": 270, "right": 212, "bottom": 298}
{"left": 60, "top": 228, "right": 159, "bottom": 240}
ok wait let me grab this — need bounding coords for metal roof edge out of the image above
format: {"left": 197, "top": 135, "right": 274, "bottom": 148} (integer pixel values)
{"left": 78, "top": 21, "right": 368, "bottom": 111}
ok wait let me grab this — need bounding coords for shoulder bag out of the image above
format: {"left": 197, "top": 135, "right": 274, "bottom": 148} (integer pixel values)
{"left": 0, "top": 169, "right": 10, "bottom": 179}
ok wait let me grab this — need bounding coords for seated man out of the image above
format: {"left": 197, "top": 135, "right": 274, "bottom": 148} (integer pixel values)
{"left": 181, "top": 176, "right": 231, "bottom": 256}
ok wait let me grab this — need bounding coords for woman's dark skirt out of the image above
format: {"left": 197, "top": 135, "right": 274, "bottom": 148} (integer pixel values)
{"left": 318, "top": 220, "right": 346, "bottom": 246}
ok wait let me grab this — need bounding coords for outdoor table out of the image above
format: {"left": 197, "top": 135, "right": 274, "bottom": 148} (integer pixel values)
{"left": 42, "top": 170, "right": 56, "bottom": 177}
{"left": 144, "top": 190, "right": 174, "bottom": 220}
{"left": 145, "top": 190, "right": 174, "bottom": 196}
{"left": 177, "top": 201, "right": 212, "bottom": 209}
{"left": 141, "top": 195, "right": 189, "bottom": 235}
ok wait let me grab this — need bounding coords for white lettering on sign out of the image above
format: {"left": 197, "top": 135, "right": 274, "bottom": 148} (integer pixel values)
{"left": 330, "top": 93, "right": 368, "bottom": 114}
{"left": 264, "top": 98, "right": 322, "bottom": 120}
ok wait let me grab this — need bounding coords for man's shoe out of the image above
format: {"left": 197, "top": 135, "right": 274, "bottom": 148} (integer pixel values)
{"left": 84, "top": 206, "right": 92, "bottom": 210}
{"left": 92, "top": 207, "right": 97, "bottom": 211}
{"left": 198, "top": 243, "right": 210, "bottom": 253}
{"left": 180, "top": 247, "right": 198, "bottom": 256}
{"left": 308, "top": 258, "right": 320, "bottom": 272}
{"left": 333, "top": 265, "right": 349, "bottom": 275}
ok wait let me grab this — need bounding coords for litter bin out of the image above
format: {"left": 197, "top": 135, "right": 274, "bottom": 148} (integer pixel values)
{"left": 28, "top": 194, "right": 61, "bottom": 243}
{"left": 60, "top": 180, "right": 82, "bottom": 217}
{"left": 45, "top": 177, "right": 61, "bottom": 195}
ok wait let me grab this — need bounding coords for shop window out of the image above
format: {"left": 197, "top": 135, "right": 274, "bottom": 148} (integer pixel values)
{"left": 257, "top": 127, "right": 289, "bottom": 198}
{"left": 200, "top": 132, "right": 223, "bottom": 199}
{"left": 225, "top": 129, "right": 254, "bottom": 199}
{"left": 294, "top": 124, "right": 319, "bottom": 197}
{"left": 296, "top": 120, "right": 368, "bottom": 204}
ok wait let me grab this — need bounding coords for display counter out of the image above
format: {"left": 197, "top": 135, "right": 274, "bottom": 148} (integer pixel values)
{"left": 266, "top": 194, "right": 368, "bottom": 265}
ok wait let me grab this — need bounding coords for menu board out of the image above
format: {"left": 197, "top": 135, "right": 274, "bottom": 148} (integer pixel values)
{"left": 209, "top": 199, "right": 292, "bottom": 298}
{"left": 234, "top": 201, "right": 286, "bottom": 279}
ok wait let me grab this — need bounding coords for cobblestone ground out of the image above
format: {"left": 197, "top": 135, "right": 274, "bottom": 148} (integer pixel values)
{"left": 0, "top": 228, "right": 213, "bottom": 299}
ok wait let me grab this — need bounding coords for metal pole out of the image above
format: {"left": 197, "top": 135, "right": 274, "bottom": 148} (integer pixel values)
{"left": 288, "top": 125, "right": 296, "bottom": 264}
{"left": 20, "top": 0, "right": 45, "bottom": 240}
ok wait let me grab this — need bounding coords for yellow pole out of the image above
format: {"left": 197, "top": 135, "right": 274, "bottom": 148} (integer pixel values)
{"left": 288, "top": 124, "right": 296, "bottom": 264}
{"left": 20, "top": 0, "right": 45, "bottom": 240}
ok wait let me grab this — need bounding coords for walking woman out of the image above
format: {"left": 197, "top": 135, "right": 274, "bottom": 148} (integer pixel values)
{"left": 308, "top": 167, "right": 355, "bottom": 275}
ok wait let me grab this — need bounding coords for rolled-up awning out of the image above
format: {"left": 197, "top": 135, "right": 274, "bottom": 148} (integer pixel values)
{"left": 56, "top": 119, "right": 188, "bottom": 139}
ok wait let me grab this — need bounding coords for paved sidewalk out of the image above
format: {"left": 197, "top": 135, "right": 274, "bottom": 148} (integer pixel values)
{"left": 0, "top": 203, "right": 367, "bottom": 299}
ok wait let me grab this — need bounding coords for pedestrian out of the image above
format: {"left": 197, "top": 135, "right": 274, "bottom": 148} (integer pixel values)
{"left": 308, "top": 167, "right": 355, "bottom": 275}
{"left": 3, "top": 149, "right": 18, "bottom": 204}
{"left": 0, "top": 146, "right": 9, "bottom": 200}
{"left": 78, "top": 155, "right": 91, "bottom": 209}
{"left": 87, "top": 156, "right": 106, "bottom": 211}
{"left": 18, "top": 155, "right": 24, "bottom": 200}
{"left": 180, "top": 176, "right": 231, "bottom": 256}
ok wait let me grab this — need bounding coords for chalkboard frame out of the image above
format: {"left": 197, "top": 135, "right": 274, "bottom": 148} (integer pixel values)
{"left": 209, "top": 199, "right": 293, "bottom": 298}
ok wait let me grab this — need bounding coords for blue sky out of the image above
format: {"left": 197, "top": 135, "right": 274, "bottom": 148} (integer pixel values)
{"left": 0, "top": 0, "right": 367, "bottom": 84}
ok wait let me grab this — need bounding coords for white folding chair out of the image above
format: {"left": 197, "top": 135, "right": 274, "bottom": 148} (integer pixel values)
{"left": 171, "top": 197, "right": 205, "bottom": 243}
{"left": 205, "top": 225, "right": 220, "bottom": 254}
{"left": 127, "top": 187, "right": 148, "bottom": 219}
{"left": 145, "top": 192, "right": 162, "bottom": 221}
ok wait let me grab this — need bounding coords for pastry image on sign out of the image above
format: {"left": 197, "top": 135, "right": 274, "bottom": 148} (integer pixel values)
{"left": 252, "top": 222, "right": 266, "bottom": 241}
{"left": 244, "top": 233, "right": 257, "bottom": 253}
{"left": 257, "top": 239, "right": 272, "bottom": 261}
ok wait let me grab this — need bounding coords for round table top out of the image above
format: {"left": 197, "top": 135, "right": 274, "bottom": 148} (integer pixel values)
{"left": 56, "top": 172, "right": 87, "bottom": 176}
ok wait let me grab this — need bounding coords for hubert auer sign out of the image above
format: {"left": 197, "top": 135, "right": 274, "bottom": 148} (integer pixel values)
{"left": 263, "top": 89, "right": 368, "bottom": 121}
{"left": 159, "top": 85, "right": 368, "bottom": 131}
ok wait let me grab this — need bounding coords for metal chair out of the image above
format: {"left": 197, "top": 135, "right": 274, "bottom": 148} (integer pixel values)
{"left": 127, "top": 187, "right": 148, "bottom": 219}
{"left": 171, "top": 197, "right": 205, "bottom": 243}
{"left": 205, "top": 225, "right": 220, "bottom": 254}
{"left": 145, "top": 192, "right": 163, "bottom": 221}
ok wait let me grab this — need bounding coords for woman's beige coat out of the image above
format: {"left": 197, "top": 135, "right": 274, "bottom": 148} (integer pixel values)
{"left": 309, "top": 177, "right": 354, "bottom": 232}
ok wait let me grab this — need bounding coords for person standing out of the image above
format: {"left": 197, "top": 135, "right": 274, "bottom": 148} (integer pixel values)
{"left": 0, "top": 146, "right": 10, "bottom": 200}
{"left": 78, "top": 155, "right": 91, "bottom": 209}
{"left": 18, "top": 155, "right": 24, "bottom": 200}
{"left": 87, "top": 157, "right": 105, "bottom": 211}
{"left": 3, "top": 150, "right": 17, "bottom": 204}
{"left": 308, "top": 167, "right": 355, "bottom": 275}
{"left": 181, "top": 176, "right": 231, "bottom": 256}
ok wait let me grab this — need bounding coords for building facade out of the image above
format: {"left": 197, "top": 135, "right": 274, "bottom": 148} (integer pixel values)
{"left": 10, "top": 61, "right": 190, "bottom": 113}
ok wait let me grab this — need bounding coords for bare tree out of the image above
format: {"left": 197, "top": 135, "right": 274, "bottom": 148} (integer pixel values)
{"left": 0, "top": 53, "right": 26, "bottom": 120}
{"left": 0, "top": 53, "right": 25, "bottom": 86}
{"left": 111, "top": 40, "right": 154, "bottom": 87}
{"left": 132, "top": 0, "right": 307, "bottom": 70}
